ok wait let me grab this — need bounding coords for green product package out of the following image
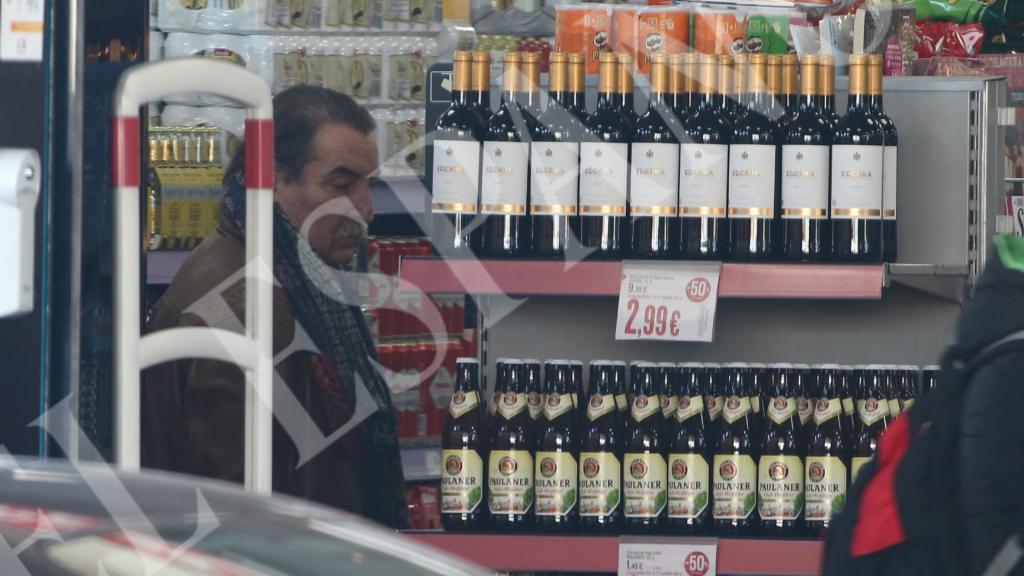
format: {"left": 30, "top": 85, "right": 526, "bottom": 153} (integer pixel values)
{"left": 746, "top": 15, "right": 790, "bottom": 54}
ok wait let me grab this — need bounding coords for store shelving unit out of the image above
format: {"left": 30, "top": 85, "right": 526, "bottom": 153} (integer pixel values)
{"left": 404, "top": 533, "right": 824, "bottom": 575}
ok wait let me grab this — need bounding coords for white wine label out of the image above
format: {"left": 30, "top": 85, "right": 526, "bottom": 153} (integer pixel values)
{"left": 587, "top": 393, "right": 617, "bottom": 421}
{"left": 660, "top": 394, "right": 680, "bottom": 419}
{"left": 728, "top": 145, "right": 777, "bottom": 217}
{"left": 668, "top": 453, "right": 710, "bottom": 519}
{"left": 624, "top": 453, "right": 668, "bottom": 518}
{"left": 631, "top": 394, "right": 661, "bottom": 423}
{"left": 813, "top": 398, "right": 842, "bottom": 425}
{"left": 580, "top": 452, "right": 622, "bottom": 517}
{"left": 530, "top": 141, "right": 580, "bottom": 213}
{"left": 798, "top": 397, "right": 814, "bottom": 426}
{"left": 579, "top": 142, "right": 628, "bottom": 214}
{"left": 757, "top": 455, "right": 804, "bottom": 521}
{"left": 900, "top": 398, "right": 915, "bottom": 412}
{"left": 679, "top": 143, "right": 728, "bottom": 215}
{"left": 441, "top": 449, "right": 484, "bottom": 514}
{"left": 630, "top": 142, "right": 680, "bottom": 212}
{"left": 676, "top": 395, "right": 705, "bottom": 423}
{"left": 448, "top": 390, "right": 480, "bottom": 419}
{"left": 851, "top": 456, "right": 873, "bottom": 485}
{"left": 706, "top": 395, "right": 724, "bottom": 421}
{"left": 528, "top": 391, "right": 543, "bottom": 421}
{"left": 805, "top": 456, "right": 847, "bottom": 522}
{"left": 543, "top": 393, "right": 575, "bottom": 421}
{"left": 843, "top": 397, "right": 855, "bottom": 416}
{"left": 883, "top": 146, "right": 897, "bottom": 220}
{"left": 856, "top": 398, "right": 890, "bottom": 427}
{"left": 432, "top": 139, "right": 480, "bottom": 213}
{"left": 831, "top": 145, "right": 883, "bottom": 219}
{"left": 535, "top": 452, "right": 578, "bottom": 517}
{"left": 781, "top": 145, "right": 829, "bottom": 219}
{"left": 480, "top": 141, "right": 529, "bottom": 214}
{"left": 615, "top": 393, "right": 628, "bottom": 412}
{"left": 712, "top": 454, "right": 757, "bottom": 520}
{"left": 888, "top": 399, "right": 902, "bottom": 420}
{"left": 498, "top": 392, "right": 528, "bottom": 420}
{"left": 767, "top": 397, "right": 797, "bottom": 425}
{"left": 722, "top": 395, "right": 752, "bottom": 424}
{"left": 488, "top": 450, "right": 534, "bottom": 514}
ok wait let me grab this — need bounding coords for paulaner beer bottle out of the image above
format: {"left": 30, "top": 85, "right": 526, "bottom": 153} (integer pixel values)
{"left": 441, "top": 358, "right": 488, "bottom": 531}
{"left": 758, "top": 364, "right": 804, "bottom": 536}
{"left": 624, "top": 363, "right": 668, "bottom": 533}
{"left": 580, "top": 361, "right": 624, "bottom": 533}
{"left": 489, "top": 361, "right": 534, "bottom": 531}
{"left": 713, "top": 363, "right": 759, "bottom": 535}
{"left": 851, "top": 365, "right": 890, "bottom": 485}
{"left": 668, "top": 363, "right": 712, "bottom": 534}
{"left": 535, "top": 361, "right": 580, "bottom": 532}
{"left": 805, "top": 363, "right": 850, "bottom": 535}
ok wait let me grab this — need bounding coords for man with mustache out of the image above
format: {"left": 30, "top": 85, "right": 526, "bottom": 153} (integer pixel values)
{"left": 142, "top": 86, "right": 408, "bottom": 528}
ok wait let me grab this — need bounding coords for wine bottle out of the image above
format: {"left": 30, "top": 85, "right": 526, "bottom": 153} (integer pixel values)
{"left": 520, "top": 51, "right": 543, "bottom": 121}
{"left": 831, "top": 54, "right": 884, "bottom": 262}
{"left": 781, "top": 54, "right": 831, "bottom": 262}
{"left": 579, "top": 52, "right": 630, "bottom": 259}
{"left": 679, "top": 54, "right": 730, "bottom": 259}
{"left": 431, "top": 50, "right": 486, "bottom": 256}
{"left": 778, "top": 54, "right": 799, "bottom": 130}
{"left": 630, "top": 52, "right": 680, "bottom": 259}
{"left": 728, "top": 52, "right": 748, "bottom": 124}
{"left": 728, "top": 53, "right": 779, "bottom": 261}
{"left": 530, "top": 52, "right": 581, "bottom": 260}
{"left": 819, "top": 55, "right": 840, "bottom": 129}
{"left": 471, "top": 50, "right": 492, "bottom": 119}
{"left": 480, "top": 52, "right": 530, "bottom": 258}
{"left": 568, "top": 52, "right": 589, "bottom": 123}
{"left": 868, "top": 54, "right": 899, "bottom": 262}
{"left": 617, "top": 53, "right": 638, "bottom": 129}
{"left": 669, "top": 53, "right": 688, "bottom": 121}
{"left": 765, "top": 54, "right": 786, "bottom": 122}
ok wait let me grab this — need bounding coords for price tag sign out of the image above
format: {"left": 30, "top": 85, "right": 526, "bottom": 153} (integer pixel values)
{"left": 618, "top": 537, "right": 718, "bottom": 576}
{"left": 615, "top": 262, "right": 721, "bottom": 342}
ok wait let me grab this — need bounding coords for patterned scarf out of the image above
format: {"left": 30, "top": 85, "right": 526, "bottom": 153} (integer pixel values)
{"left": 220, "top": 170, "right": 408, "bottom": 528}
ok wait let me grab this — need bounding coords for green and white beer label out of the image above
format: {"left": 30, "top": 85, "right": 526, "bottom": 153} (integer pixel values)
{"left": 713, "top": 454, "right": 756, "bottom": 520}
{"left": 624, "top": 453, "right": 668, "bottom": 518}
{"left": 813, "top": 398, "right": 842, "bottom": 425}
{"left": 851, "top": 456, "right": 873, "bottom": 484}
{"left": 706, "top": 395, "right": 724, "bottom": 421}
{"left": 757, "top": 455, "right": 804, "bottom": 521}
{"left": 900, "top": 398, "right": 915, "bottom": 412}
{"left": 498, "top": 392, "right": 528, "bottom": 420}
{"left": 661, "top": 394, "right": 679, "bottom": 419}
{"left": 441, "top": 449, "right": 484, "bottom": 514}
{"left": 857, "top": 398, "right": 890, "bottom": 427}
{"left": 750, "top": 395, "right": 762, "bottom": 415}
{"left": 722, "top": 396, "right": 752, "bottom": 424}
{"left": 888, "top": 398, "right": 902, "bottom": 419}
{"left": 535, "top": 451, "right": 578, "bottom": 517}
{"left": 843, "top": 397, "right": 855, "bottom": 417}
{"left": 488, "top": 450, "right": 534, "bottom": 514}
{"left": 544, "top": 393, "right": 574, "bottom": 420}
{"left": 805, "top": 456, "right": 847, "bottom": 522}
{"left": 587, "top": 393, "right": 617, "bottom": 421}
{"left": 448, "top": 390, "right": 480, "bottom": 419}
{"left": 668, "top": 453, "right": 709, "bottom": 519}
{"left": 676, "top": 395, "right": 705, "bottom": 423}
{"left": 615, "top": 393, "right": 628, "bottom": 412}
{"left": 579, "top": 452, "right": 621, "bottom": 517}
{"left": 631, "top": 394, "right": 661, "bottom": 423}
{"left": 767, "top": 397, "right": 797, "bottom": 425}
{"left": 798, "top": 396, "right": 814, "bottom": 426}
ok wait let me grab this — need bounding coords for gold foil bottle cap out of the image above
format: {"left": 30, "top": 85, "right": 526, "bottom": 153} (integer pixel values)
{"left": 717, "top": 54, "right": 733, "bottom": 97}
{"left": 867, "top": 53, "right": 883, "bottom": 95}
{"left": 569, "top": 52, "right": 586, "bottom": 92}
{"left": 799, "top": 54, "right": 819, "bottom": 96}
{"left": 453, "top": 52, "right": 474, "bottom": 92}
{"left": 650, "top": 53, "right": 669, "bottom": 93}
{"left": 766, "top": 54, "right": 783, "bottom": 96}
{"left": 548, "top": 52, "right": 568, "bottom": 92}
{"left": 700, "top": 54, "right": 717, "bottom": 96}
{"left": 669, "top": 53, "right": 686, "bottom": 95}
{"left": 471, "top": 50, "right": 491, "bottom": 91}
{"left": 848, "top": 54, "right": 868, "bottom": 95}
{"left": 819, "top": 54, "right": 836, "bottom": 96}
{"left": 616, "top": 53, "right": 634, "bottom": 95}
{"left": 453, "top": 50, "right": 473, "bottom": 61}
{"left": 682, "top": 52, "right": 699, "bottom": 94}
{"left": 747, "top": 53, "right": 767, "bottom": 94}
{"left": 782, "top": 54, "right": 798, "bottom": 95}
{"left": 502, "top": 52, "right": 522, "bottom": 92}
{"left": 599, "top": 53, "right": 619, "bottom": 93}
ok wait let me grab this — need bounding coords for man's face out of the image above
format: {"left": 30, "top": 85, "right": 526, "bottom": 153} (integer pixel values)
{"left": 274, "top": 123, "right": 378, "bottom": 267}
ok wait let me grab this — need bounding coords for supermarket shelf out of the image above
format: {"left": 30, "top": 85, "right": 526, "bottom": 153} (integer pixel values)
{"left": 404, "top": 533, "right": 825, "bottom": 575}
{"left": 398, "top": 258, "right": 886, "bottom": 300}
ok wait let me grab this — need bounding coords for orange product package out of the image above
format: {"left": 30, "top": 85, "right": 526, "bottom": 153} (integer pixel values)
{"left": 693, "top": 10, "right": 748, "bottom": 55}
{"left": 634, "top": 6, "right": 690, "bottom": 75}
{"left": 611, "top": 5, "right": 640, "bottom": 60}
{"left": 556, "top": 4, "right": 612, "bottom": 75}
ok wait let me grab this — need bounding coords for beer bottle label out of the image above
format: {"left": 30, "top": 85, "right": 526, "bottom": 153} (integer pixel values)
{"left": 615, "top": 393, "right": 628, "bottom": 412}
{"left": 579, "top": 452, "right": 622, "bottom": 518}
{"left": 631, "top": 394, "right": 661, "bottom": 423}
{"left": 441, "top": 449, "right": 484, "bottom": 514}
{"left": 488, "top": 450, "right": 534, "bottom": 514}
{"left": 842, "top": 397, "right": 855, "bottom": 416}
{"left": 805, "top": 456, "right": 847, "bottom": 522}
{"left": 623, "top": 453, "right": 668, "bottom": 518}
{"left": 705, "top": 395, "right": 724, "bottom": 421}
{"left": 722, "top": 395, "right": 752, "bottom": 424}
{"left": 887, "top": 398, "right": 902, "bottom": 419}
{"left": 767, "top": 397, "right": 797, "bottom": 425}
{"left": 543, "top": 393, "right": 574, "bottom": 420}
{"left": 757, "top": 455, "right": 804, "bottom": 521}
{"left": 586, "top": 393, "right": 617, "bottom": 422}
{"left": 900, "top": 398, "right": 915, "bottom": 412}
{"left": 527, "top": 391, "right": 543, "bottom": 421}
{"left": 571, "top": 392, "right": 579, "bottom": 410}
{"left": 489, "top": 391, "right": 500, "bottom": 416}
{"left": 448, "top": 390, "right": 480, "bottom": 419}
{"left": 712, "top": 454, "right": 757, "bottom": 520}
{"left": 497, "top": 391, "right": 528, "bottom": 420}
{"left": 851, "top": 456, "right": 873, "bottom": 485}
{"left": 813, "top": 398, "right": 842, "bottom": 425}
{"left": 535, "top": 451, "right": 578, "bottom": 517}
{"left": 660, "top": 394, "right": 679, "bottom": 420}
{"left": 797, "top": 396, "right": 814, "bottom": 426}
{"left": 675, "top": 395, "right": 705, "bottom": 423}
{"left": 750, "top": 395, "right": 761, "bottom": 414}
{"left": 668, "top": 453, "right": 710, "bottom": 519}
{"left": 856, "top": 398, "right": 889, "bottom": 427}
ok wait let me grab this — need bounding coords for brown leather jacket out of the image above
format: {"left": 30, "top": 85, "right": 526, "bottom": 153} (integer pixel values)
{"left": 141, "top": 229, "right": 372, "bottom": 516}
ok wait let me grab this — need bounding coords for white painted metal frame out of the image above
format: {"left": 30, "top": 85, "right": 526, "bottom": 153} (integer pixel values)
{"left": 112, "top": 59, "right": 275, "bottom": 493}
